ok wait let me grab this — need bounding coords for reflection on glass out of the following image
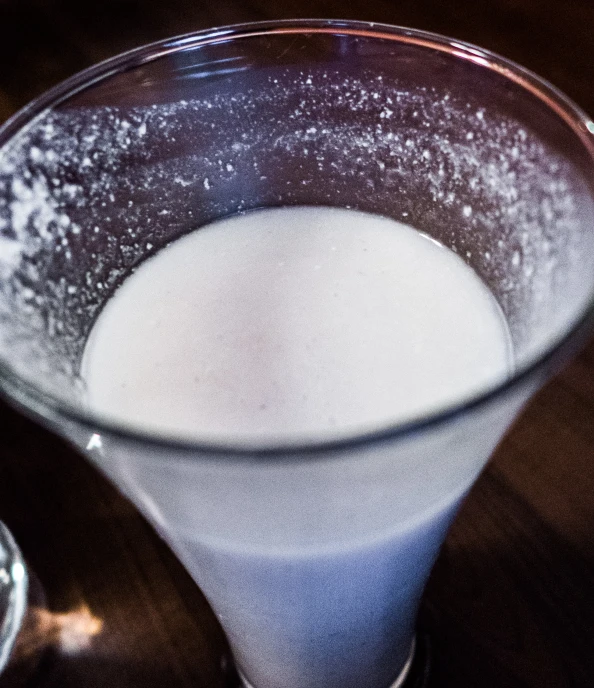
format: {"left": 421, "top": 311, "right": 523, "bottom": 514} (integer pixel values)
{"left": 0, "top": 522, "right": 28, "bottom": 673}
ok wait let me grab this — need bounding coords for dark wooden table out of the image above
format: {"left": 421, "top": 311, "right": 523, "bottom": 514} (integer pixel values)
{"left": 0, "top": 1, "right": 593, "bottom": 686}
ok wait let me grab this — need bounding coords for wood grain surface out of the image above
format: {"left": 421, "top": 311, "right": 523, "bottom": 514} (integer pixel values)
{"left": 0, "top": 1, "right": 593, "bottom": 686}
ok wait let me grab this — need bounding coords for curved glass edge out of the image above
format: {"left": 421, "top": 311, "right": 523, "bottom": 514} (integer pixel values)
{"left": 0, "top": 19, "right": 594, "bottom": 458}
{"left": 0, "top": 522, "right": 27, "bottom": 673}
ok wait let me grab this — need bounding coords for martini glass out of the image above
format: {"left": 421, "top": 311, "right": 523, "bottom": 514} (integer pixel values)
{"left": 0, "top": 20, "right": 594, "bottom": 688}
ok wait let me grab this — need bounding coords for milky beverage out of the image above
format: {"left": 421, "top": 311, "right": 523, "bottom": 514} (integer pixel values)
{"left": 83, "top": 206, "right": 512, "bottom": 688}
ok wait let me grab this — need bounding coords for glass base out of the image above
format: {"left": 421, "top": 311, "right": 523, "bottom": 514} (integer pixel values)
{"left": 402, "top": 633, "right": 431, "bottom": 688}
{"left": 390, "top": 638, "right": 416, "bottom": 688}
{"left": 234, "top": 634, "right": 430, "bottom": 688}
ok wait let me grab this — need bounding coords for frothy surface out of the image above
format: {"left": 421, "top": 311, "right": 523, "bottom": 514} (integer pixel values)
{"left": 82, "top": 206, "right": 511, "bottom": 443}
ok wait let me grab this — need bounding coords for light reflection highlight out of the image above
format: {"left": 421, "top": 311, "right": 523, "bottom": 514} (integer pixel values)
{"left": 13, "top": 604, "right": 104, "bottom": 661}
{"left": 86, "top": 433, "right": 103, "bottom": 451}
{"left": 10, "top": 562, "right": 25, "bottom": 582}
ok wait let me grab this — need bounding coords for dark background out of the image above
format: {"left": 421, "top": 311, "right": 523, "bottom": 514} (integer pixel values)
{"left": 0, "top": 2, "right": 593, "bottom": 687}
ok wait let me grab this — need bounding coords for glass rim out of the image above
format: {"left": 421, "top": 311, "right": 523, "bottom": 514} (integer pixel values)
{"left": 1, "top": 18, "right": 594, "bottom": 458}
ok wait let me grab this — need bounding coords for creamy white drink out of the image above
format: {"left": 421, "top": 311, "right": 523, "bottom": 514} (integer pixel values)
{"left": 82, "top": 206, "right": 512, "bottom": 688}
{"left": 83, "top": 206, "right": 510, "bottom": 442}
